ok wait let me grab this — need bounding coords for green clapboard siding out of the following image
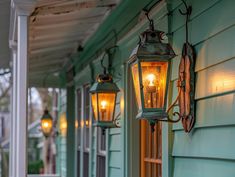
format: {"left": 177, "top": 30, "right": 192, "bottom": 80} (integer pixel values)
{"left": 109, "top": 167, "right": 122, "bottom": 177}
{"left": 173, "top": 92, "right": 235, "bottom": 130}
{"left": 173, "top": 158, "right": 235, "bottom": 177}
{"left": 173, "top": 127, "right": 235, "bottom": 160}
{"left": 169, "top": 1, "right": 235, "bottom": 177}
{"left": 64, "top": 0, "right": 235, "bottom": 177}
{"left": 195, "top": 58, "right": 235, "bottom": 99}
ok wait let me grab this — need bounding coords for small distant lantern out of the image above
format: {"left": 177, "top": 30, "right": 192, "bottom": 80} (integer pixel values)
{"left": 90, "top": 74, "right": 120, "bottom": 129}
{"left": 41, "top": 109, "right": 53, "bottom": 137}
{"left": 59, "top": 113, "right": 67, "bottom": 137}
{"left": 129, "top": 14, "right": 176, "bottom": 126}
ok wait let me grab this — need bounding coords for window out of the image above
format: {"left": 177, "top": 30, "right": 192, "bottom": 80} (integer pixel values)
{"left": 140, "top": 120, "right": 162, "bottom": 177}
{"left": 96, "top": 128, "right": 106, "bottom": 177}
{"left": 83, "top": 85, "right": 90, "bottom": 177}
{"left": 76, "top": 89, "right": 82, "bottom": 177}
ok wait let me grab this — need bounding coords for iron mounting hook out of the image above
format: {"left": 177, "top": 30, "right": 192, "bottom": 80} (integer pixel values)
{"left": 143, "top": 10, "right": 154, "bottom": 31}
{"left": 178, "top": 0, "right": 192, "bottom": 44}
{"left": 100, "top": 45, "right": 118, "bottom": 75}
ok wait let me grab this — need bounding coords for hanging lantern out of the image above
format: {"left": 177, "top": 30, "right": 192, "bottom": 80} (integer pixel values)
{"left": 40, "top": 109, "right": 53, "bottom": 137}
{"left": 90, "top": 73, "right": 120, "bottom": 129}
{"left": 129, "top": 12, "right": 176, "bottom": 126}
{"left": 130, "top": 5, "right": 196, "bottom": 133}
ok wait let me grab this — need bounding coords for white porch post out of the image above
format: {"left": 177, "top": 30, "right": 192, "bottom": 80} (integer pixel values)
{"left": 15, "top": 14, "right": 28, "bottom": 177}
{"left": 10, "top": 44, "right": 17, "bottom": 177}
{"left": 9, "top": 1, "right": 35, "bottom": 177}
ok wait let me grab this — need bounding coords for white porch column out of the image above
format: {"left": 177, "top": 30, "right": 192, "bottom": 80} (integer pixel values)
{"left": 15, "top": 14, "right": 28, "bottom": 177}
{"left": 9, "top": 1, "right": 36, "bottom": 177}
{"left": 9, "top": 44, "right": 17, "bottom": 177}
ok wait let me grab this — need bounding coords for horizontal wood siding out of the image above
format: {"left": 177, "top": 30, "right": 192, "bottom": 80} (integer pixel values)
{"left": 169, "top": 0, "right": 235, "bottom": 177}
{"left": 108, "top": 86, "right": 122, "bottom": 176}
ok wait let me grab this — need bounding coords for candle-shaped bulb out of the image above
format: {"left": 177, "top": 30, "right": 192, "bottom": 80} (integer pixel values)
{"left": 101, "top": 101, "right": 107, "bottom": 111}
{"left": 147, "top": 74, "right": 156, "bottom": 86}
{"left": 43, "top": 122, "right": 49, "bottom": 128}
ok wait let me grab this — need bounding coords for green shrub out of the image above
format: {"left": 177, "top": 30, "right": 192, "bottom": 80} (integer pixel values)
{"left": 28, "top": 160, "right": 44, "bottom": 174}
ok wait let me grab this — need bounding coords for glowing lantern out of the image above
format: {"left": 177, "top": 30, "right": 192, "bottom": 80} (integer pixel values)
{"left": 41, "top": 109, "right": 53, "bottom": 137}
{"left": 90, "top": 74, "right": 120, "bottom": 129}
{"left": 129, "top": 26, "right": 175, "bottom": 126}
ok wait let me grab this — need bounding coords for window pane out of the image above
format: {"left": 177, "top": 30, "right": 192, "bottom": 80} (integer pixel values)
{"left": 141, "top": 120, "right": 162, "bottom": 177}
{"left": 97, "top": 127, "right": 106, "bottom": 177}
{"left": 83, "top": 152, "right": 89, "bottom": 177}
{"left": 97, "top": 155, "right": 105, "bottom": 177}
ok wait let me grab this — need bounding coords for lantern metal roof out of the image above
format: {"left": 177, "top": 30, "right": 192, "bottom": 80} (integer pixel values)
{"left": 90, "top": 74, "right": 120, "bottom": 93}
{"left": 129, "top": 29, "right": 176, "bottom": 61}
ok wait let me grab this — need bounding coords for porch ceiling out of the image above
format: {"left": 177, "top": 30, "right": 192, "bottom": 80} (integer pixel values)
{"left": 28, "top": 0, "right": 120, "bottom": 87}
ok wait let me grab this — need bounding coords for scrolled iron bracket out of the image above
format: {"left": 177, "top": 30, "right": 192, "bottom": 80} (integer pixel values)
{"left": 113, "top": 112, "right": 121, "bottom": 128}
{"left": 158, "top": 0, "right": 195, "bottom": 133}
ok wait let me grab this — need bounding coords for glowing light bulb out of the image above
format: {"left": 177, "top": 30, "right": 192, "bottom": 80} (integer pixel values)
{"left": 101, "top": 101, "right": 107, "bottom": 110}
{"left": 85, "top": 120, "right": 89, "bottom": 126}
{"left": 147, "top": 74, "right": 156, "bottom": 86}
{"left": 43, "top": 122, "right": 49, "bottom": 128}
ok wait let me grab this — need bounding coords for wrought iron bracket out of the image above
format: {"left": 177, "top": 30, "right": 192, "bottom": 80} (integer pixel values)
{"left": 151, "top": 0, "right": 195, "bottom": 133}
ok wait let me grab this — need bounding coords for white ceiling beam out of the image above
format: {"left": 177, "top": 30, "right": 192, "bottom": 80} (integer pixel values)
{"left": 30, "top": 50, "right": 69, "bottom": 60}
{"left": 29, "top": 22, "right": 97, "bottom": 36}
{"left": 29, "top": 47, "right": 72, "bottom": 58}
{"left": 29, "top": 34, "right": 83, "bottom": 44}
{"left": 30, "top": 19, "right": 99, "bottom": 31}
{"left": 29, "top": 62, "right": 64, "bottom": 70}
{"left": 29, "top": 30, "right": 91, "bottom": 41}
{"left": 29, "top": 67, "right": 62, "bottom": 76}
{"left": 30, "top": 38, "right": 81, "bottom": 50}
{"left": 29, "top": 43, "right": 75, "bottom": 55}
{"left": 30, "top": 13, "right": 105, "bottom": 26}
{"left": 29, "top": 58, "right": 66, "bottom": 68}
{"left": 36, "top": 0, "right": 68, "bottom": 7}
{"left": 31, "top": 0, "right": 116, "bottom": 16}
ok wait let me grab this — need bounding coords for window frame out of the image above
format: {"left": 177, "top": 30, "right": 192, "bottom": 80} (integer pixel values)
{"left": 83, "top": 84, "right": 91, "bottom": 152}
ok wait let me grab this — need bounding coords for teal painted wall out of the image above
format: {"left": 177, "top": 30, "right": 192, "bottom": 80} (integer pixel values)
{"left": 169, "top": 0, "right": 235, "bottom": 176}
{"left": 62, "top": 0, "right": 235, "bottom": 177}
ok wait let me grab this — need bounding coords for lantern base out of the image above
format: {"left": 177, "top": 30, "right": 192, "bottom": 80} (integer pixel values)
{"left": 136, "top": 111, "right": 168, "bottom": 121}
{"left": 93, "top": 122, "right": 117, "bottom": 129}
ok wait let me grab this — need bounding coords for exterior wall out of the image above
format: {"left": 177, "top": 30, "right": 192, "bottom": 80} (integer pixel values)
{"left": 63, "top": 0, "right": 235, "bottom": 177}
{"left": 72, "top": 2, "right": 170, "bottom": 177}
{"left": 169, "top": 0, "right": 235, "bottom": 176}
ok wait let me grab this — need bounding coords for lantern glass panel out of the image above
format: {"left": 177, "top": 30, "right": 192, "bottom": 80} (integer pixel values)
{"left": 97, "top": 93, "right": 116, "bottom": 122}
{"left": 91, "top": 93, "right": 98, "bottom": 121}
{"left": 140, "top": 61, "right": 168, "bottom": 109}
{"left": 131, "top": 62, "right": 142, "bottom": 110}
{"left": 41, "top": 118, "right": 53, "bottom": 136}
